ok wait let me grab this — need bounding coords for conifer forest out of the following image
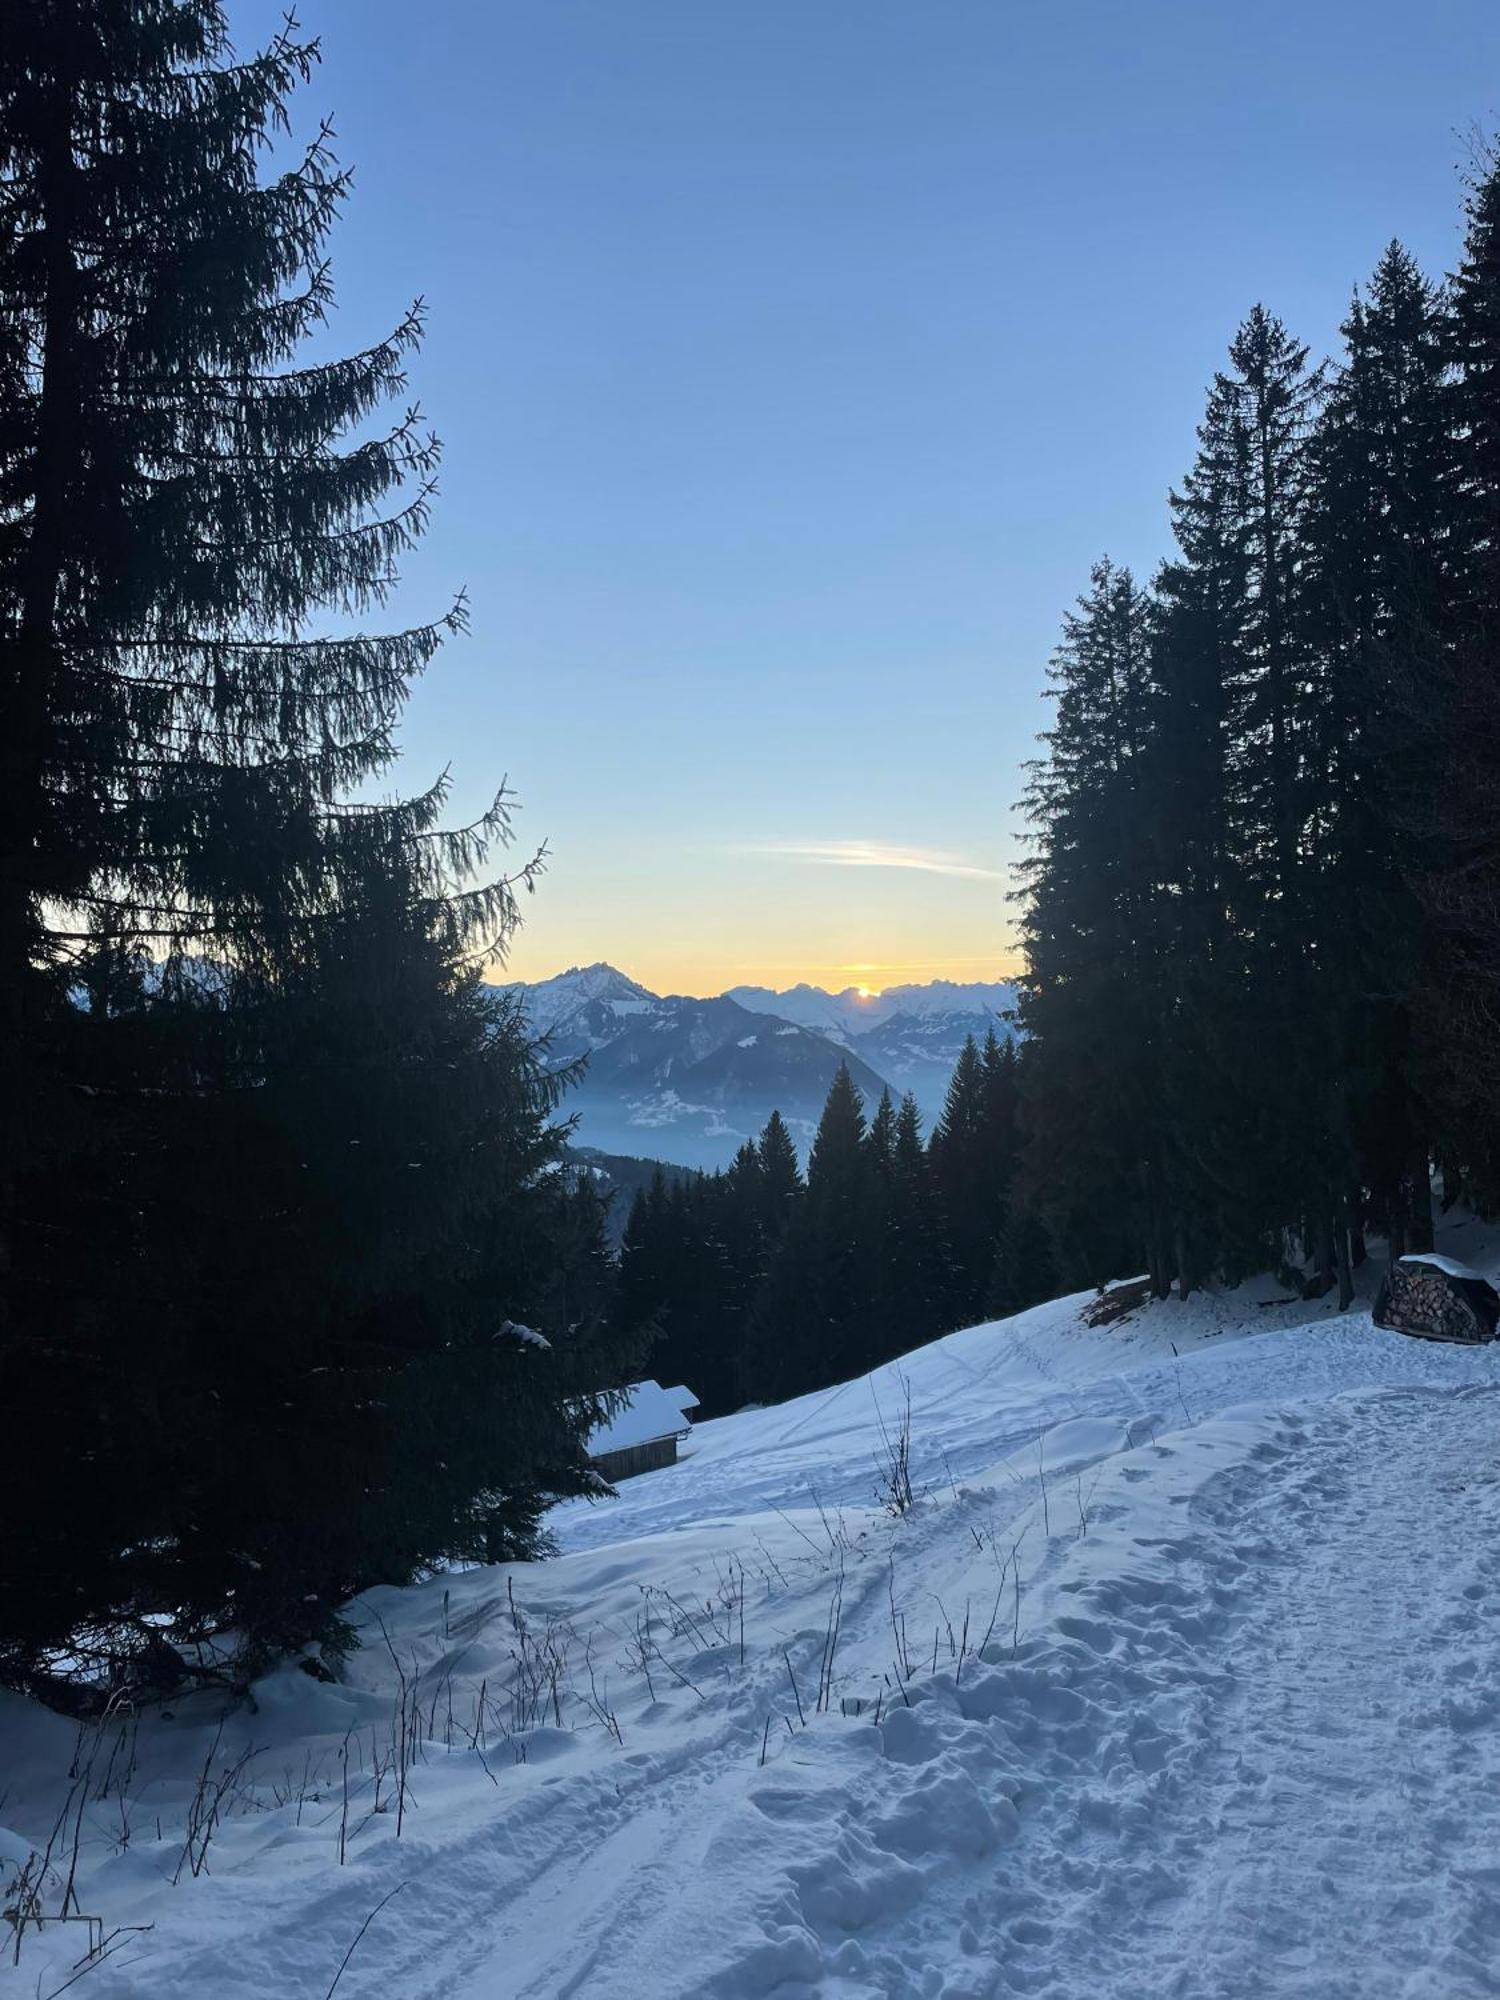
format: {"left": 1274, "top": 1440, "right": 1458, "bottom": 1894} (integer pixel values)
{"left": 4, "top": 0, "right": 1500, "bottom": 1738}
{"left": 609, "top": 180, "right": 1500, "bottom": 1429}
{"left": 10, "top": 7, "right": 1500, "bottom": 1998}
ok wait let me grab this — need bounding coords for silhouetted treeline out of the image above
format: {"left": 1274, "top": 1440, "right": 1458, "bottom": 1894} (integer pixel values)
{"left": 0, "top": 6, "right": 637, "bottom": 1695}
{"left": 616, "top": 1036, "right": 1056, "bottom": 1414}
{"left": 1017, "top": 151, "right": 1500, "bottom": 1305}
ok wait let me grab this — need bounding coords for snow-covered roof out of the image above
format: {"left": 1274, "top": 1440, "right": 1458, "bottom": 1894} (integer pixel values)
{"left": 1398, "top": 1253, "right": 1491, "bottom": 1284}
{"left": 585, "top": 1380, "right": 698, "bottom": 1458}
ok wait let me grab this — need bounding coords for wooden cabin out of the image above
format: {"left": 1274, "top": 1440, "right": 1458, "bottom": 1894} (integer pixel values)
{"left": 586, "top": 1380, "right": 700, "bottom": 1483}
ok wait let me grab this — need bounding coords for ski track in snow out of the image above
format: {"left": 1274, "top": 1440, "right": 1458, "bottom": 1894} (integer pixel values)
{"left": 680, "top": 1386, "right": 1500, "bottom": 2000}
{"left": 8, "top": 1237, "right": 1500, "bottom": 1999}
{"left": 1153, "top": 1388, "right": 1500, "bottom": 2000}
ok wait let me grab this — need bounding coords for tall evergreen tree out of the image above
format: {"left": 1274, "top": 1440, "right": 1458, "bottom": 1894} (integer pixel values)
{"left": 802, "top": 1062, "right": 877, "bottom": 1378}
{"left": 867, "top": 1086, "right": 898, "bottom": 1181}
{"left": 756, "top": 1108, "right": 804, "bottom": 1238}
{"left": 0, "top": 5, "right": 618, "bottom": 1682}
{"left": 928, "top": 1035, "right": 993, "bottom": 1320}
{"left": 1152, "top": 308, "right": 1325, "bottom": 1285}
{"left": 1024, "top": 556, "right": 1176, "bottom": 1288}
{"left": 715, "top": 1141, "right": 770, "bottom": 1409}
{"left": 615, "top": 1170, "right": 667, "bottom": 1340}
{"left": 863, "top": 1088, "right": 909, "bottom": 1364}
{"left": 759, "top": 1064, "right": 880, "bottom": 1393}
{"left": 1308, "top": 242, "right": 1453, "bottom": 1265}
{"left": 887, "top": 1092, "right": 953, "bottom": 1344}
{"left": 1016, "top": 558, "right": 1168, "bottom": 1288}
{"left": 1416, "top": 144, "right": 1500, "bottom": 1203}
{"left": 1014, "top": 167, "right": 1500, "bottom": 1316}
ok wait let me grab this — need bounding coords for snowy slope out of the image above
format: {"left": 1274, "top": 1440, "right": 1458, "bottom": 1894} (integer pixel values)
{"left": 7, "top": 1217, "right": 1500, "bottom": 1998}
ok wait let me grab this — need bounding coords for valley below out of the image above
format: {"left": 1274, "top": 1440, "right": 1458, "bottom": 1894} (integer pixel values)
{"left": 498, "top": 964, "right": 1019, "bottom": 1167}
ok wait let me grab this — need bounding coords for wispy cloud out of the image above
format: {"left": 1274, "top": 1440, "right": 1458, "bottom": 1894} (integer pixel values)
{"left": 738, "top": 839, "right": 1004, "bottom": 882}
{"left": 837, "top": 956, "right": 1016, "bottom": 972}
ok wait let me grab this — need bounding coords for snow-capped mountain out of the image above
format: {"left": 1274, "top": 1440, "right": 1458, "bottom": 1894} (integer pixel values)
{"left": 498, "top": 965, "right": 1020, "bottom": 1169}
{"left": 863, "top": 983, "right": 1016, "bottom": 1101}
{"left": 497, "top": 965, "right": 892, "bottom": 1169}
{"left": 728, "top": 976, "right": 1017, "bottom": 1043}
{"left": 729, "top": 976, "right": 1019, "bottom": 1114}
{"left": 723, "top": 981, "right": 876, "bottom": 1043}
{"left": 850, "top": 1001, "right": 1015, "bottom": 1109}
{"left": 866, "top": 977, "right": 1018, "bottom": 1025}
{"left": 501, "top": 961, "right": 658, "bottom": 1049}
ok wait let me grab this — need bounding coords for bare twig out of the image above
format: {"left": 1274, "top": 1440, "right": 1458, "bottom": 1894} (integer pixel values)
{"left": 325, "top": 1884, "right": 406, "bottom": 1999}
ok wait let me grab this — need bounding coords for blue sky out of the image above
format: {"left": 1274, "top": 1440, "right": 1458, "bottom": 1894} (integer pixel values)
{"left": 239, "top": 0, "right": 1500, "bottom": 992}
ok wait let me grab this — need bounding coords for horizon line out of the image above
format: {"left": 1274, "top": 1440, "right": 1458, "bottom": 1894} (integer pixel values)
{"left": 487, "top": 954, "right": 1023, "bottom": 999}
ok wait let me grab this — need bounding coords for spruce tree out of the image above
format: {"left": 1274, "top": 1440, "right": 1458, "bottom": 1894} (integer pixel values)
{"left": 715, "top": 1141, "right": 769, "bottom": 1409}
{"left": 614, "top": 1176, "right": 667, "bottom": 1370}
{"left": 1308, "top": 242, "right": 1452, "bottom": 1266}
{"left": 767, "top": 1064, "right": 878, "bottom": 1392}
{"left": 1018, "top": 560, "right": 1169, "bottom": 1291}
{"left": 756, "top": 1108, "right": 804, "bottom": 1236}
{"left": 863, "top": 1088, "right": 907, "bottom": 1363}
{"left": 1011, "top": 165, "right": 1500, "bottom": 1310}
{"left": 928, "top": 1036, "right": 992, "bottom": 1320}
{"left": 739, "top": 1108, "right": 808, "bottom": 1399}
{"left": 867, "top": 1087, "right": 898, "bottom": 1181}
{"left": 1152, "top": 308, "right": 1325, "bottom": 1286}
{"left": 1450, "top": 145, "right": 1500, "bottom": 579}
{"left": 0, "top": 5, "right": 617, "bottom": 1681}
{"left": 888, "top": 1092, "right": 953, "bottom": 1346}
{"left": 1418, "top": 144, "right": 1500, "bottom": 1202}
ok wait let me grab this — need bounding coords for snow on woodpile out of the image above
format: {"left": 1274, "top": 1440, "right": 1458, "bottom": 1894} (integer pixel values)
{"left": 1374, "top": 1252, "right": 1500, "bottom": 1344}
{"left": 1398, "top": 1251, "right": 1488, "bottom": 1282}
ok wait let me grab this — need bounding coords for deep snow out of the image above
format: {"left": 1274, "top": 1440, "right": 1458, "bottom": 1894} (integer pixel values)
{"left": 6, "top": 1213, "right": 1500, "bottom": 1998}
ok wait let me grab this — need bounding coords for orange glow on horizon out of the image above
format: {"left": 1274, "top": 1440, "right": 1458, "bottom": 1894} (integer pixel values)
{"left": 491, "top": 831, "right": 1025, "bottom": 999}
{"left": 494, "top": 945, "right": 1025, "bottom": 997}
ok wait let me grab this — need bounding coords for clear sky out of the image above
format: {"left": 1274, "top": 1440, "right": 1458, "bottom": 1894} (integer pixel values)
{"left": 238, "top": 0, "right": 1500, "bottom": 994}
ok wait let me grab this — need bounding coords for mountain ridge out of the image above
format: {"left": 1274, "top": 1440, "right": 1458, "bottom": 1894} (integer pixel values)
{"left": 495, "top": 964, "right": 1020, "bottom": 1169}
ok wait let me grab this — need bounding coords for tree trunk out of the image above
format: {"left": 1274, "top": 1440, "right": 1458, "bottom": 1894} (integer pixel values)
{"left": 1407, "top": 1145, "right": 1434, "bottom": 1255}
{"left": 1336, "top": 1201, "right": 1355, "bottom": 1311}
{"left": 1174, "top": 1225, "right": 1193, "bottom": 1301}
{"left": 1312, "top": 1211, "right": 1336, "bottom": 1297}
{"left": 1348, "top": 1186, "right": 1367, "bottom": 1268}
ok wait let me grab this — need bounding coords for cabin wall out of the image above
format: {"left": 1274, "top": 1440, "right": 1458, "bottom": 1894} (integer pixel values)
{"left": 592, "top": 1436, "right": 679, "bottom": 1483}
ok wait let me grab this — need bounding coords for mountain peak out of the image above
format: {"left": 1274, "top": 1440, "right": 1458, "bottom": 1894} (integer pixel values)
{"left": 552, "top": 960, "right": 645, "bottom": 988}
{"left": 495, "top": 961, "right": 656, "bottom": 1034}
{"left": 727, "top": 976, "right": 1016, "bottom": 1038}
{"left": 498, "top": 968, "right": 1021, "bottom": 1168}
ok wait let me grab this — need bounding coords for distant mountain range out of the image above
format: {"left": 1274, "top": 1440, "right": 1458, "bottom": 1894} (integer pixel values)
{"left": 497, "top": 964, "right": 1018, "bottom": 1171}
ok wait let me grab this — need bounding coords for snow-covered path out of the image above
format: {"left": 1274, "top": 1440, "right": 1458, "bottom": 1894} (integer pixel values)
{"left": 7, "top": 1247, "right": 1500, "bottom": 1999}
{"left": 543, "top": 1384, "right": 1500, "bottom": 2000}
{"left": 1152, "top": 1387, "right": 1500, "bottom": 2000}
